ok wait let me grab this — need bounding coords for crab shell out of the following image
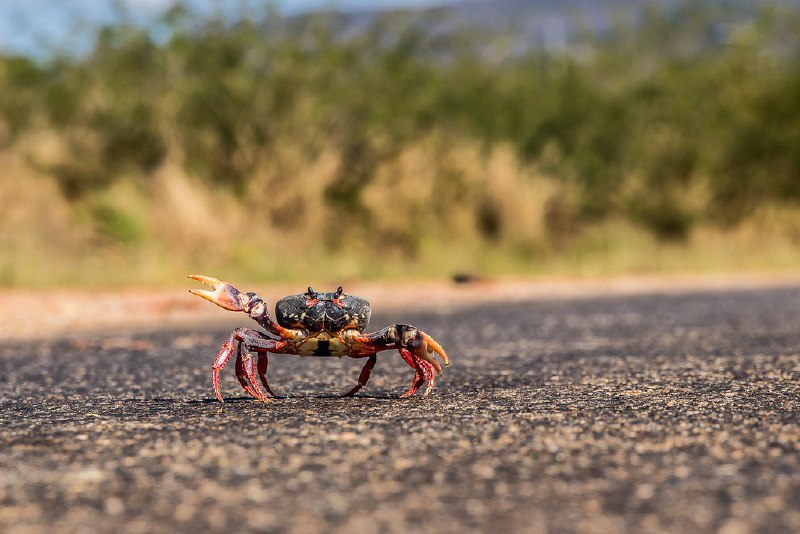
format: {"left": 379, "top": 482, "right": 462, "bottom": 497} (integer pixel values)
{"left": 274, "top": 289, "right": 372, "bottom": 333}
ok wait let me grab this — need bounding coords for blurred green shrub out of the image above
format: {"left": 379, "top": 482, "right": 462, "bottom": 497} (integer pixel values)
{"left": 1, "top": 1, "right": 800, "bottom": 262}
{"left": 89, "top": 203, "right": 143, "bottom": 245}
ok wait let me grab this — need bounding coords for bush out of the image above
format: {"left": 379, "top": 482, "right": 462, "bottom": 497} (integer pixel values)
{"left": 2, "top": 1, "right": 800, "bottom": 282}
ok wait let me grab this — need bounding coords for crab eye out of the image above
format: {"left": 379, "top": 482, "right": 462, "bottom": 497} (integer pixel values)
{"left": 334, "top": 286, "right": 344, "bottom": 298}
{"left": 306, "top": 287, "right": 317, "bottom": 298}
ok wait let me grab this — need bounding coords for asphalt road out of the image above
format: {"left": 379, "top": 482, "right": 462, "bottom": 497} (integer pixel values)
{"left": 2, "top": 286, "right": 799, "bottom": 533}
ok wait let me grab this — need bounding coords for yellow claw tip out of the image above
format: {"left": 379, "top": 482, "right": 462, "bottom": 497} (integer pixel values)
{"left": 188, "top": 288, "right": 213, "bottom": 301}
{"left": 188, "top": 274, "right": 223, "bottom": 286}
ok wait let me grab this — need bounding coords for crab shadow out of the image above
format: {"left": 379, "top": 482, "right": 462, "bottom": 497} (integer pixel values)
{"left": 185, "top": 392, "right": 401, "bottom": 404}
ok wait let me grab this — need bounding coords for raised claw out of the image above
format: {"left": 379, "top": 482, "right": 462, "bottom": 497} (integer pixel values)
{"left": 188, "top": 274, "right": 247, "bottom": 311}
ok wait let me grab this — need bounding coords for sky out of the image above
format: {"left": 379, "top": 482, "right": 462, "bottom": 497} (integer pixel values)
{"left": 0, "top": 0, "right": 462, "bottom": 57}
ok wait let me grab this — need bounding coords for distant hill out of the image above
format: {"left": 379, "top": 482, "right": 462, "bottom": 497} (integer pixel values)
{"left": 4, "top": 0, "right": 800, "bottom": 58}
{"left": 308, "top": 0, "right": 800, "bottom": 49}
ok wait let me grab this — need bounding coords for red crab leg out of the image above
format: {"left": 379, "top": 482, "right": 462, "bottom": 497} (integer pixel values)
{"left": 233, "top": 342, "right": 270, "bottom": 401}
{"left": 211, "top": 327, "right": 285, "bottom": 403}
{"left": 416, "top": 357, "right": 436, "bottom": 396}
{"left": 414, "top": 358, "right": 436, "bottom": 397}
{"left": 240, "top": 347, "right": 270, "bottom": 401}
{"left": 342, "top": 354, "right": 378, "bottom": 397}
{"left": 256, "top": 354, "right": 277, "bottom": 397}
{"left": 424, "top": 367, "right": 437, "bottom": 396}
{"left": 399, "top": 348, "right": 428, "bottom": 398}
{"left": 411, "top": 352, "right": 436, "bottom": 396}
{"left": 212, "top": 332, "right": 238, "bottom": 402}
{"left": 234, "top": 347, "right": 260, "bottom": 399}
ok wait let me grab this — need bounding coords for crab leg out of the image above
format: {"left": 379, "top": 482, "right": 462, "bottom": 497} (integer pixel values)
{"left": 256, "top": 353, "right": 277, "bottom": 397}
{"left": 210, "top": 327, "right": 285, "bottom": 402}
{"left": 235, "top": 343, "right": 271, "bottom": 401}
{"left": 342, "top": 355, "right": 377, "bottom": 397}
{"left": 241, "top": 347, "right": 270, "bottom": 401}
{"left": 234, "top": 346, "right": 261, "bottom": 399}
{"left": 414, "top": 355, "right": 437, "bottom": 396}
{"left": 399, "top": 349, "right": 428, "bottom": 398}
{"left": 212, "top": 333, "right": 238, "bottom": 402}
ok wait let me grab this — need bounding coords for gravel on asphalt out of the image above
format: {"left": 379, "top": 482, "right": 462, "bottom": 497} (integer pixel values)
{"left": 1, "top": 286, "right": 799, "bottom": 533}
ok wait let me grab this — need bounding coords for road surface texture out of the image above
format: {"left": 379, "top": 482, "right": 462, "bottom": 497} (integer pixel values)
{"left": 1, "top": 284, "right": 799, "bottom": 533}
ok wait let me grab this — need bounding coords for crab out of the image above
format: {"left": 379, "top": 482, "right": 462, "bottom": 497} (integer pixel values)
{"left": 188, "top": 275, "right": 449, "bottom": 402}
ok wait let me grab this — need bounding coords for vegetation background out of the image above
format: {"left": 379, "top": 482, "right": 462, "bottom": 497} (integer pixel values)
{"left": 2, "top": 0, "right": 800, "bottom": 287}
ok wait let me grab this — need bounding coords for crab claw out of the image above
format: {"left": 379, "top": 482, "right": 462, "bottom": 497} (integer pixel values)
{"left": 397, "top": 332, "right": 448, "bottom": 398}
{"left": 421, "top": 333, "right": 449, "bottom": 372}
{"left": 415, "top": 332, "right": 449, "bottom": 375}
{"left": 398, "top": 326, "right": 449, "bottom": 376}
{"left": 188, "top": 274, "right": 247, "bottom": 312}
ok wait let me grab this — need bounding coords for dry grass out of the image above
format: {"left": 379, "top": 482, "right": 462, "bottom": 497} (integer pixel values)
{"left": 3, "top": 130, "right": 800, "bottom": 289}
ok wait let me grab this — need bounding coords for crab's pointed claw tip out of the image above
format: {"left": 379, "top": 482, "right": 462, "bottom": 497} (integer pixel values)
{"left": 188, "top": 275, "right": 218, "bottom": 301}
{"left": 188, "top": 274, "right": 220, "bottom": 303}
{"left": 423, "top": 335, "right": 449, "bottom": 370}
{"left": 188, "top": 274, "right": 222, "bottom": 285}
{"left": 188, "top": 287, "right": 212, "bottom": 301}
{"left": 188, "top": 274, "right": 245, "bottom": 311}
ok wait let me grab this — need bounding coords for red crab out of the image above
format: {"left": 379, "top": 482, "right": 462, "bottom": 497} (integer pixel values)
{"left": 189, "top": 275, "right": 449, "bottom": 402}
